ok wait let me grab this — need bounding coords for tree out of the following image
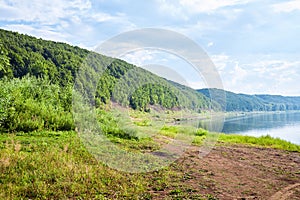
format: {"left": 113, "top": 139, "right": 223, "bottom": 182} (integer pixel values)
{"left": 0, "top": 39, "right": 12, "bottom": 78}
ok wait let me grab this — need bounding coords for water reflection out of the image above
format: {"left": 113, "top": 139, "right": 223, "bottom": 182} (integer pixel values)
{"left": 199, "top": 112, "right": 300, "bottom": 144}
{"left": 222, "top": 112, "right": 300, "bottom": 133}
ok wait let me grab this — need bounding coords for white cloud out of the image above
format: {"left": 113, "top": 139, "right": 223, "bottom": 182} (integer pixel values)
{"left": 186, "top": 80, "right": 206, "bottom": 89}
{"left": 272, "top": 0, "right": 300, "bottom": 13}
{"left": 207, "top": 42, "right": 214, "bottom": 47}
{"left": 226, "top": 58, "right": 299, "bottom": 95}
{"left": 246, "top": 60, "right": 299, "bottom": 75}
{"left": 1, "top": 24, "right": 70, "bottom": 43}
{"left": 230, "top": 62, "right": 247, "bottom": 85}
{"left": 155, "top": 0, "right": 188, "bottom": 20}
{"left": 0, "top": 0, "right": 92, "bottom": 24}
{"left": 156, "top": 0, "right": 253, "bottom": 20}
{"left": 211, "top": 54, "right": 230, "bottom": 71}
{"left": 91, "top": 13, "right": 116, "bottom": 23}
{"left": 179, "top": 0, "right": 252, "bottom": 14}
{"left": 71, "top": 0, "right": 92, "bottom": 10}
{"left": 208, "top": 53, "right": 300, "bottom": 95}
{"left": 0, "top": 0, "right": 130, "bottom": 31}
{"left": 121, "top": 50, "right": 154, "bottom": 66}
{"left": 0, "top": 0, "right": 137, "bottom": 48}
{"left": 0, "top": 0, "right": 95, "bottom": 43}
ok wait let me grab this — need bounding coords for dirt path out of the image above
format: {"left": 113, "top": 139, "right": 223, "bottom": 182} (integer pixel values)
{"left": 150, "top": 143, "right": 300, "bottom": 199}
{"left": 270, "top": 183, "right": 300, "bottom": 200}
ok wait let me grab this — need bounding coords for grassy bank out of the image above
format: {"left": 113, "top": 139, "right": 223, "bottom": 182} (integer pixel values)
{"left": 0, "top": 131, "right": 216, "bottom": 199}
{"left": 0, "top": 131, "right": 160, "bottom": 199}
{"left": 219, "top": 134, "right": 300, "bottom": 152}
{"left": 1, "top": 103, "right": 299, "bottom": 199}
{"left": 1, "top": 128, "right": 299, "bottom": 199}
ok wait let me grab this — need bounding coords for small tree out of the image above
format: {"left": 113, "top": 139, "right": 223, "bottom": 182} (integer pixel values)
{"left": 0, "top": 40, "right": 12, "bottom": 78}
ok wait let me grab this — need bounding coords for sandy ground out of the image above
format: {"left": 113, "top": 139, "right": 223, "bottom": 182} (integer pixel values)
{"left": 150, "top": 143, "right": 300, "bottom": 199}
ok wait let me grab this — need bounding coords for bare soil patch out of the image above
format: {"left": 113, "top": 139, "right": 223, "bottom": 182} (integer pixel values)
{"left": 150, "top": 143, "right": 300, "bottom": 199}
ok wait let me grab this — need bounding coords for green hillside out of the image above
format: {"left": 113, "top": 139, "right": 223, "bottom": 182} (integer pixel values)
{"left": 198, "top": 88, "right": 300, "bottom": 112}
{"left": 0, "top": 28, "right": 212, "bottom": 132}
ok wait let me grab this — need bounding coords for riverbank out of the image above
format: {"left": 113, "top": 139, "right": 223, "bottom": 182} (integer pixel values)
{"left": 0, "top": 131, "right": 299, "bottom": 199}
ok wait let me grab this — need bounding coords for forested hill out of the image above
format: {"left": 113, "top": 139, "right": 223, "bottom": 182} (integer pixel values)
{"left": 0, "top": 28, "right": 212, "bottom": 112}
{"left": 1, "top": 28, "right": 297, "bottom": 117}
{"left": 198, "top": 88, "right": 300, "bottom": 112}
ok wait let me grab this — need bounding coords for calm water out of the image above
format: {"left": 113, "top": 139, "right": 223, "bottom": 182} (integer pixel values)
{"left": 200, "top": 112, "right": 300, "bottom": 145}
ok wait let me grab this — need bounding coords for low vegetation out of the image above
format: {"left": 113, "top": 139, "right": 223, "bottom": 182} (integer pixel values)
{"left": 0, "top": 131, "right": 152, "bottom": 199}
{"left": 219, "top": 134, "right": 300, "bottom": 152}
{"left": 0, "top": 76, "right": 73, "bottom": 132}
{"left": 1, "top": 128, "right": 299, "bottom": 199}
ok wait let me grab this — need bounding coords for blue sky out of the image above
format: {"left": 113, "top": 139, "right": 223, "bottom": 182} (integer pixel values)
{"left": 0, "top": 0, "right": 299, "bottom": 95}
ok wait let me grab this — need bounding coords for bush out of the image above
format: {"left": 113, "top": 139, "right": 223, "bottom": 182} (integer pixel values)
{"left": 195, "top": 128, "right": 208, "bottom": 136}
{"left": 96, "top": 109, "right": 139, "bottom": 140}
{"left": 0, "top": 76, "right": 74, "bottom": 132}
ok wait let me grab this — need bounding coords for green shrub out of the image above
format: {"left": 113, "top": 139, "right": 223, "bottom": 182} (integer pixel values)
{"left": 96, "top": 109, "right": 139, "bottom": 140}
{"left": 0, "top": 76, "right": 74, "bottom": 132}
{"left": 195, "top": 128, "right": 208, "bottom": 136}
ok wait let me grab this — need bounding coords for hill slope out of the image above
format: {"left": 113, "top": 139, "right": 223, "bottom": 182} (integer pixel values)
{"left": 0, "top": 28, "right": 212, "bottom": 113}
{"left": 198, "top": 88, "right": 300, "bottom": 112}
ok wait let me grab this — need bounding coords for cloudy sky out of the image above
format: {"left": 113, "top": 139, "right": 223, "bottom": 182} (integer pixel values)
{"left": 0, "top": 0, "right": 299, "bottom": 96}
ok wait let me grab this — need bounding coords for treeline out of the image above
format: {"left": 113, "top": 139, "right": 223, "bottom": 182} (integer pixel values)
{"left": 0, "top": 29, "right": 91, "bottom": 86}
{"left": 95, "top": 60, "right": 213, "bottom": 111}
{"left": 0, "top": 28, "right": 213, "bottom": 132}
{"left": 198, "top": 88, "right": 300, "bottom": 112}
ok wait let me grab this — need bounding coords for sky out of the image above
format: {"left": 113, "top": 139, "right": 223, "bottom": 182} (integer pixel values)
{"left": 0, "top": 0, "right": 300, "bottom": 96}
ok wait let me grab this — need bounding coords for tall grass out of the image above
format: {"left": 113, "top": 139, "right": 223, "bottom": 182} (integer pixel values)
{"left": 0, "top": 77, "right": 73, "bottom": 132}
{"left": 0, "top": 131, "right": 195, "bottom": 199}
{"left": 0, "top": 131, "right": 151, "bottom": 199}
{"left": 219, "top": 134, "right": 300, "bottom": 152}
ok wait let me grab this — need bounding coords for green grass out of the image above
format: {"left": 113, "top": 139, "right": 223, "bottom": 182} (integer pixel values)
{"left": 219, "top": 134, "right": 300, "bottom": 152}
{"left": 0, "top": 131, "right": 156, "bottom": 199}
{"left": 101, "top": 107, "right": 300, "bottom": 153}
{"left": 1, "top": 109, "right": 300, "bottom": 199}
{"left": 0, "top": 130, "right": 217, "bottom": 199}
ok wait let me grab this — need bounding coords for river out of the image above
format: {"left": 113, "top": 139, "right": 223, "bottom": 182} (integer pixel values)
{"left": 199, "top": 111, "right": 300, "bottom": 145}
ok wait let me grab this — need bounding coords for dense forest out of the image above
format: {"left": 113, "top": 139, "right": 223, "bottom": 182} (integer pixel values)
{"left": 0, "top": 28, "right": 212, "bottom": 132}
{"left": 198, "top": 88, "right": 300, "bottom": 112}
{"left": 95, "top": 60, "right": 213, "bottom": 111}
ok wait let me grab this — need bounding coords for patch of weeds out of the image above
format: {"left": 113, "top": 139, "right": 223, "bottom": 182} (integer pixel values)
{"left": 134, "top": 119, "right": 152, "bottom": 127}
{"left": 183, "top": 172, "right": 193, "bottom": 180}
{"left": 193, "top": 135, "right": 206, "bottom": 145}
{"left": 199, "top": 169, "right": 209, "bottom": 173}
{"left": 219, "top": 134, "right": 300, "bottom": 152}
{"left": 159, "top": 125, "right": 179, "bottom": 138}
{"left": 169, "top": 189, "right": 182, "bottom": 195}
{"left": 195, "top": 128, "right": 208, "bottom": 136}
{"left": 206, "top": 194, "right": 219, "bottom": 200}
{"left": 138, "top": 193, "right": 152, "bottom": 200}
